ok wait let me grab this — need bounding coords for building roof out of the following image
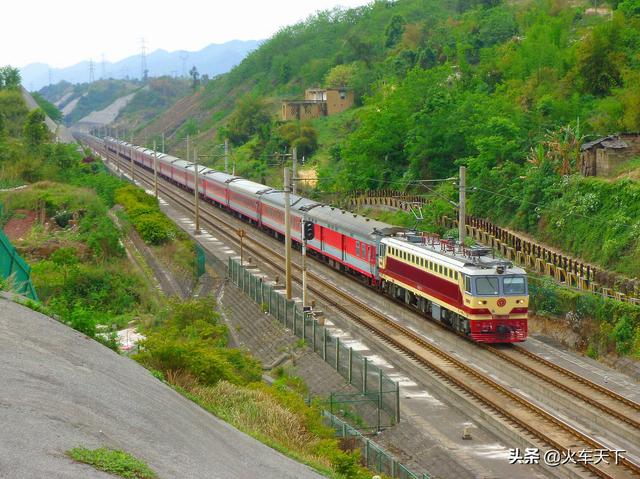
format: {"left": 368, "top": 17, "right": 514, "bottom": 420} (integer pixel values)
{"left": 581, "top": 134, "right": 636, "bottom": 151}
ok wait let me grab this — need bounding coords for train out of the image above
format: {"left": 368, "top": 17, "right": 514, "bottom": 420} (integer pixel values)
{"left": 87, "top": 134, "right": 528, "bottom": 343}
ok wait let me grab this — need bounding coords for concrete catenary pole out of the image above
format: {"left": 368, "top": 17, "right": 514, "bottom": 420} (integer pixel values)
{"left": 186, "top": 134, "right": 190, "bottom": 167}
{"left": 292, "top": 146, "right": 298, "bottom": 195}
{"left": 302, "top": 218, "right": 308, "bottom": 308}
{"left": 194, "top": 148, "right": 201, "bottom": 235}
{"left": 224, "top": 138, "right": 229, "bottom": 174}
{"left": 153, "top": 140, "right": 158, "bottom": 198}
{"left": 459, "top": 165, "right": 466, "bottom": 248}
{"left": 130, "top": 133, "right": 135, "bottom": 183}
{"left": 284, "top": 167, "right": 292, "bottom": 299}
{"left": 161, "top": 132, "right": 165, "bottom": 154}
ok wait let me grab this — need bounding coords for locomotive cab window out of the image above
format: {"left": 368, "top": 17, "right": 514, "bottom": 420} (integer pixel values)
{"left": 503, "top": 276, "right": 527, "bottom": 295}
{"left": 475, "top": 277, "right": 500, "bottom": 295}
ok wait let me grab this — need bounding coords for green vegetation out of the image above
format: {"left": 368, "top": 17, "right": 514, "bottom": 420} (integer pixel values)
{"left": 67, "top": 447, "right": 157, "bottom": 479}
{"left": 0, "top": 66, "right": 21, "bottom": 90}
{"left": 118, "top": 76, "right": 190, "bottom": 130}
{"left": 529, "top": 276, "right": 640, "bottom": 358}
{"left": 135, "top": 298, "right": 372, "bottom": 478}
{"left": 0, "top": 84, "right": 156, "bottom": 346}
{"left": 31, "top": 92, "right": 62, "bottom": 122}
{"left": 134, "top": 297, "right": 262, "bottom": 385}
{"left": 114, "top": 184, "right": 196, "bottom": 280}
{"left": 115, "top": 185, "right": 181, "bottom": 245}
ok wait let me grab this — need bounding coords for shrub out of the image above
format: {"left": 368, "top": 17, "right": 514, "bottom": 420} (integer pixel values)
{"left": 610, "top": 315, "right": 635, "bottom": 355}
{"left": 115, "top": 185, "right": 180, "bottom": 245}
{"left": 134, "top": 298, "right": 262, "bottom": 386}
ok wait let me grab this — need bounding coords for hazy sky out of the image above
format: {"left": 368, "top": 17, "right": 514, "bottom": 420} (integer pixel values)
{"left": 3, "top": 0, "right": 370, "bottom": 68}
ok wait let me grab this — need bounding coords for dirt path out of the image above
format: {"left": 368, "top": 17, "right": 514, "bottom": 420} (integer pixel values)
{"left": 2, "top": 210, "right": 36, "bottom": 241}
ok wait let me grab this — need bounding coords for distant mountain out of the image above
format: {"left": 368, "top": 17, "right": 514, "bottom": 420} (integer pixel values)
{"left": 21, "top": 39, "right": 261, "bottom": 91}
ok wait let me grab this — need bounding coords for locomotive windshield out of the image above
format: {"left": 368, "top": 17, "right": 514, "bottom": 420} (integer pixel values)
{"left": 502, "top": 276, "right": 527, "bottom": 294}
{"left": 475, "top": 277, "right": 500, "bottom": 295}
{"left": 474, "top": 275, "right": 528, "bottom": 295}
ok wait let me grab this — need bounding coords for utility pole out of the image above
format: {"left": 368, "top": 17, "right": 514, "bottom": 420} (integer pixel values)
{"left": 224, "top": 138, "right": 229, "bottom": 173}
{"left": 284, "top": 167, "right": 292, "bottom": 299}
{"left": 88, "top": 58, "right": 95, "bottom": 83}
{"left": 301, "top": 218, "right": 308, "bottom": 308}
{"left": 130, "top": 133, "right": 135, "bottom": 183}
{"left": 238, "top": 229, "right": 245, "bottom": 266}
{"left": 458, "top": 165, "right": 466, "bottom": 249}
{"left": 292, "top": 146, "right": 298, "bottom": 195}
{"left": 153, "top": 141, "right": 158, "bottom": 198}
{"left": 186, "top": 134, "right": 190, "bottom": 166}
{"left": 194, "top": 148, "right": 201, "bottom": 235}
{"left": 161, "top": 132, "right": 165, "bottom": 154}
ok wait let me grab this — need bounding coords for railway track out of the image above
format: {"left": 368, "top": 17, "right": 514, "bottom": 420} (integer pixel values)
{"left": 98, "top": 144, "right": 640, "bottom": 478}
{"left": 486, "top": 344, "right": 640, "bottom": 431}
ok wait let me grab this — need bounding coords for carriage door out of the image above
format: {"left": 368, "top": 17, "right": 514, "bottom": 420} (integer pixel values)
{"left": 378, "top": 242, "right": 386, "bottom": 270}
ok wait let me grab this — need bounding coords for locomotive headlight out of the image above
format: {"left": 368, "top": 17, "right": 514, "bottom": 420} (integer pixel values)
{"left": 477, "top": 300, "right": 487, "bottom": 305}
{"left": 516, "top": 299, "right": 524, "bottom": 304}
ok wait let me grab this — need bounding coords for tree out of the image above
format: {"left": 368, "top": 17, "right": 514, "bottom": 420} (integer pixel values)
{"left": 226, "top": 94, "right": 272, "bottom": 145}
{"left": 385, "top": 15, "right": 406, "bottom": 49}
{"left": 23, "top": 109, "right": 48, "bottom": 147}
{"left": 324, "top": 63, "right": 357, "bottom": 87}
{"left": 277, "top": 122, "right": 318, "bottom": 157}
{"left": 189, "top": 66, "right": 200, "bottom": 91}
{"left": 619, "top": 0, "right": 640, "bottom": 16}
{"left": 575, "top": 21, "right": 623, "bottom": 96}
{"left": 0, "top": 66, "right": 21, "bottom": 90}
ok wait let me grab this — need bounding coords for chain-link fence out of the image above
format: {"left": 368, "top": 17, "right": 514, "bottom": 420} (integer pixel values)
{"left": 229, "top": 257, "right": 400, "bottom": 426}
{"left": 195, "top": 243, "right": 206, "bottom": 277}
{"left": 322, "top": 410, "right": 430, "bottom": 479}
{"left": 0, "top": 217, "right": 38, "bottom": 301}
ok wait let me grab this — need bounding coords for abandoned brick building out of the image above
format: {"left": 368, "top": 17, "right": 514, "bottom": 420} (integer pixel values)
{"left": 281, "top": 88, "right": 354, "bottom": 121}
{"left": 580, "top": 133, "right": 640, "bottom": 176}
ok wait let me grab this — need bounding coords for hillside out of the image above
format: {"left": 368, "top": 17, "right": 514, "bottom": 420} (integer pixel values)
{"left": 105, "top": 0, "right": 640, "bottom": 281}
{"left": 39, "top": 77, "right": 192, "bottom": 128}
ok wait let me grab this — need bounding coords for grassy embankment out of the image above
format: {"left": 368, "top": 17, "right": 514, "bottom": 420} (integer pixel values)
{"left": 134, "top": 297, "right": 375, "bottom": 479}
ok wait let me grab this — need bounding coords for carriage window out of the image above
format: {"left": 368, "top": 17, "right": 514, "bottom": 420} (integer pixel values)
{"left": 475, "top": 277, "right": 500, "bottom": 295}
{"left": 503, "top": 276, "right": 526, "bottom": 294}
{"left": 356, "top": 241, "right": 360, "bottom": 256}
